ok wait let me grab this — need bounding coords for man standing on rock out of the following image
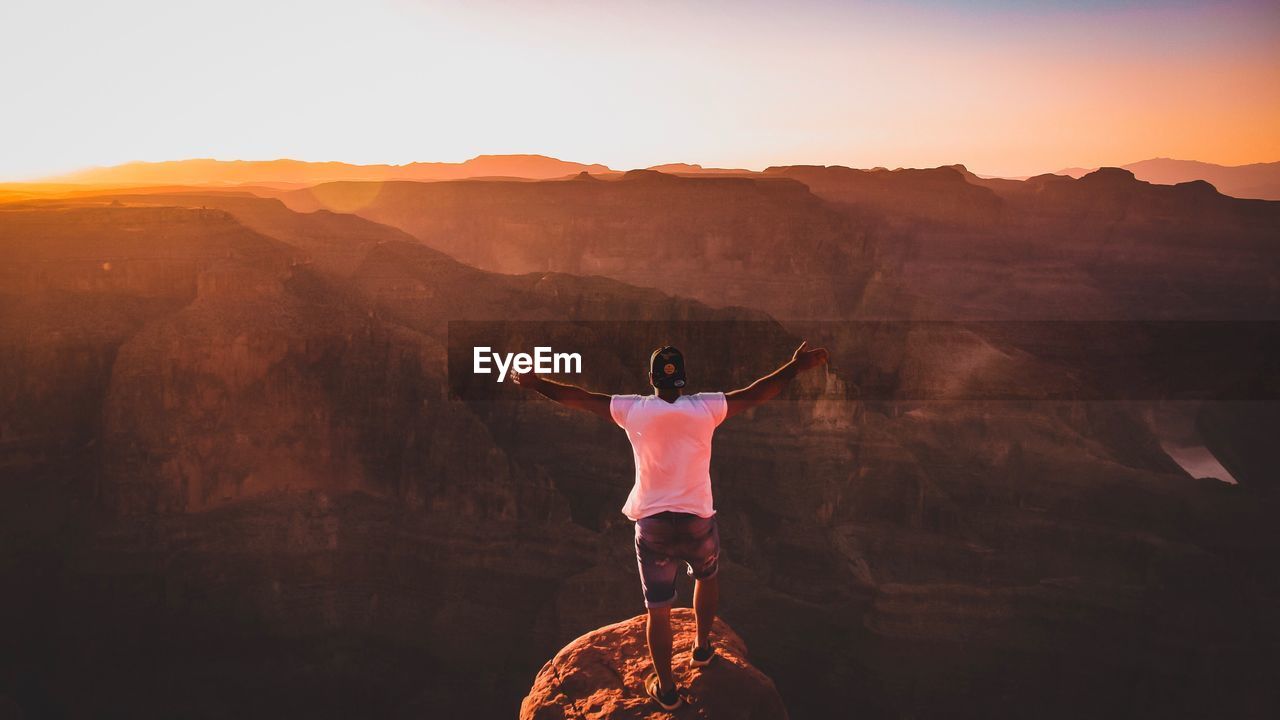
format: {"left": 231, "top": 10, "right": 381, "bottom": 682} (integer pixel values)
{"left": 511, "top": 341, "right": 829, "bottom": 710}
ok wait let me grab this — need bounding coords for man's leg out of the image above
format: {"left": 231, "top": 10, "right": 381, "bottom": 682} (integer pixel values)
{"left": 693, "top": 573, "right": 719, "bottom": 650}
{"left": 646, "top": 606, "right": 676, "bottom": 693}
{"left": 687, "top": 515, "right": 722, "bottom": 652}
{"left": 636, "top": 517, "right": 679, "bottom": 694}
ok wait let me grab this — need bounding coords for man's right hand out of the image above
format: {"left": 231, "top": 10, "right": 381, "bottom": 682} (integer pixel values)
{"left": 510, "top": 370, "right": 614, "bottom": 421}
{"left": 509, "top": 369, "right": 545, "bottom": 389}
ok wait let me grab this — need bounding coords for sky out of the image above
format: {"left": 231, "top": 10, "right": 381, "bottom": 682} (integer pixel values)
{"left": 2, "top": 0, "right": 1277, "bottom": 180}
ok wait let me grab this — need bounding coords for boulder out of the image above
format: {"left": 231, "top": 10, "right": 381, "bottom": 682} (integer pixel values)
{"left": 520, "top": 609, "right": 787, "bottom": 719}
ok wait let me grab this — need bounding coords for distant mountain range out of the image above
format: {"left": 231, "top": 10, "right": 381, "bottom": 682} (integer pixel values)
{"left": 36, "top": 157, "right": 759, "bottom": 188}
{"left": 42, "top": 155, "right": 612, "bottom": 187}
{"left": 644, "top": 162, "right": 752, "bottom": 175}
{"left": 1056, "top": 158, "right": 1280, "bottom": 200}
{"left": 27, "top": 154, "right": 1280, "bottom": 201}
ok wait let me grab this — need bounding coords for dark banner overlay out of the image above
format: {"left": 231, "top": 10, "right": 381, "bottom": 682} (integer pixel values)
{"left": 447, "top": 321, "right": 1279, "bottom": 403}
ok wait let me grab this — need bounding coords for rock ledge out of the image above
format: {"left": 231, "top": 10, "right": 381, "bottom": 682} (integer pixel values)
{"left": 520, "top": 609, "right": 788, "bottom": 719}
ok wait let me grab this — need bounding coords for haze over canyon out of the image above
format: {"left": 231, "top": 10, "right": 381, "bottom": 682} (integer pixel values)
{"left": 1, "top": 154, "right": 1276, "bottom": 719}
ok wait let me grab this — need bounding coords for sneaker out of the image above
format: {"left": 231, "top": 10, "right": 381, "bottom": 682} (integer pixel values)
{"left": 645, "top": 673, "right": 682, "bottom": 711}
{"left": 690, "top": 644, "right": 716, "bottom": 668}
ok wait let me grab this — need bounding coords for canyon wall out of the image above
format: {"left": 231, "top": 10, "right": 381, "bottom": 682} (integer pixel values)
{"left": 1, "top": 182, "right": 1276, "bottom": 718}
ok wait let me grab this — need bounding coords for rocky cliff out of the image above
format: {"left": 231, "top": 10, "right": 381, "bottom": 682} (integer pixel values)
{"left": 282, "top": 172, "right": 878, "bottom": 321}
{"left": 281, "top": 166, "right": 1279, "bottom": 324}
{"left": 773, "top": 165, "right": 1279, "bottom": 321}
{"left": 1, "top": 188, "right": 1276, "bottom": 719}
{"left": 520, "top": 610, "right": 787, "bottom": 720}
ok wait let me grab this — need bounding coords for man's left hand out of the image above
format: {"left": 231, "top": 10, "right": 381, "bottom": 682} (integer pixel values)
{"left": 791, "top": 341, "right": 830, "bottom": 371}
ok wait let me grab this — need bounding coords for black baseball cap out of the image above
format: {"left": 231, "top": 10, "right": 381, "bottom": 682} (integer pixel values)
{"left": 649, "top": 346, "right": 687, "bottom": 389}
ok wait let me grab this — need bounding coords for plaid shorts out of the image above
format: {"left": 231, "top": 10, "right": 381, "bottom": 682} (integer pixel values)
{"left": 634, "top": 511, "right": 721, "bottom": 608}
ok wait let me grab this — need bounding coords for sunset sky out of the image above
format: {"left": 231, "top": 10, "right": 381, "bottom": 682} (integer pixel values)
{"left": 2, "top": 0, "right": 1277, "bottom": 180}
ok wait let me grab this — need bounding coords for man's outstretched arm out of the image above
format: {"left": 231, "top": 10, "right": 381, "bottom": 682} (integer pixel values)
{"left": 724, "top": 341, "right": 829, "bottom": 419}
{"left": 510, "top": 370, "right": 613, "bottom": 422}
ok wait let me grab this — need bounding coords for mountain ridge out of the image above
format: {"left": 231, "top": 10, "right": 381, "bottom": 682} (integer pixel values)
{"left": 1054, "top": 157, "right": 1280, "bottom": 200}
{"left": 26, "top": 155, "right": 1280, "bottom": 201}
{"left": 40, "top": 154, "right": 613, "bottom": 187}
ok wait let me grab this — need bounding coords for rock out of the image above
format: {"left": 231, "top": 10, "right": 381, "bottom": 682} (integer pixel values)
{"left": 520, "top": 609, "right": 787, "bottom": 720}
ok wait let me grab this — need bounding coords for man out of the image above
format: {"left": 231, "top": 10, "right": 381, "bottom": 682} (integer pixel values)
{"left": 511, "top": 341, "right": 830, "bottom": 710}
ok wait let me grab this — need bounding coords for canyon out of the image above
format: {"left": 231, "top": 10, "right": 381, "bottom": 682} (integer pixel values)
{"left": 1, "top": 166, "right": 1276, "bottom": 718}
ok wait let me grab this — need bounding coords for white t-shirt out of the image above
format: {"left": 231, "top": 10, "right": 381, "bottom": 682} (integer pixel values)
{"left": 609, "top": 392, "right": 728, "bottom": 520}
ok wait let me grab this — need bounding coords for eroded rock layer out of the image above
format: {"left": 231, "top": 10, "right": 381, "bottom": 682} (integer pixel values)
{"left": 1, "top": 181, "right": 1276, "bottom": 719}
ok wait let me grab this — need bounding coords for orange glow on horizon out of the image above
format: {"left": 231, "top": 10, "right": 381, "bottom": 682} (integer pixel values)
{"left": 1, "top": 0, "right": 1277, "bottom": 181}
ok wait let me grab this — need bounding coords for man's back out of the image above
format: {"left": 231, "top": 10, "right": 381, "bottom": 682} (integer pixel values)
{"left": 610, "top": 392, "right": 728, "bottom": 521}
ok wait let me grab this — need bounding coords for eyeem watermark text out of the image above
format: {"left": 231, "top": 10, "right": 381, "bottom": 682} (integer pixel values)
{"left": 473, "top": 346, "right": 582, "bottom": 381}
